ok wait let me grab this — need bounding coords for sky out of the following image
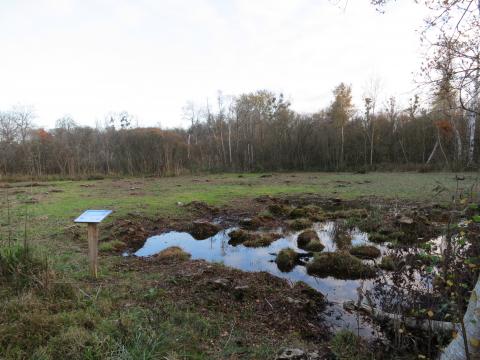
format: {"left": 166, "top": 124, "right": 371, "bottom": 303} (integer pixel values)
{"left": 0, "top": 0, "right": 429, "bottom": 129}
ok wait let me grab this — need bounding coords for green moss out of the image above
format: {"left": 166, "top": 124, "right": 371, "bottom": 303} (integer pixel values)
{"left": 275, "top": 248, "right": 298, "bottom": 272}
{"left": 306, "top": 252, "right": 376, "bottom": 279}
{"left": 349, "top": 245, "right": 381, "bottom": 259}
{"left": 243, "top": 233, "right": 281, "bottom": 248}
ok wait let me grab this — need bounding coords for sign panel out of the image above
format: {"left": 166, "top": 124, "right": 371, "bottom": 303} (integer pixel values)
{"left": 74, "top": 210, "right": 112, "bottom": 223}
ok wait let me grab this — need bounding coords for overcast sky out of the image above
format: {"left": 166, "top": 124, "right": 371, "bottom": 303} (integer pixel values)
{"left": 0, "top": 0, "right": 428, "bottom": 129}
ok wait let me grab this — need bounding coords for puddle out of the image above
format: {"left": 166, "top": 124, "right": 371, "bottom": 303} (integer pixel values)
{"left": 132, "top": 222, "right": 382, "bottom": 303}
{"left": 129, "top": 221, "right": 391, "bottom": 336}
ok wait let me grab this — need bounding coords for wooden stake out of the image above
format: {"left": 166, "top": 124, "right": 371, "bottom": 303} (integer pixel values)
{"left": 87, "top": 223, "right": 99, "bottom": 278}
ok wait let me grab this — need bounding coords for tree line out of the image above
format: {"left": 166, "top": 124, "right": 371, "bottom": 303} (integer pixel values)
{"left": 0, "top": 83, "right": 478, "bottom": 178}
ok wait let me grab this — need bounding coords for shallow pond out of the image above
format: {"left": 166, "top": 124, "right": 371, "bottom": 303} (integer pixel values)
{"left": 132, "top": 222, "right": 385, "bottom": 304}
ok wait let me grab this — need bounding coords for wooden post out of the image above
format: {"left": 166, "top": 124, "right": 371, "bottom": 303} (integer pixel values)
{"left": 87, "top": 223, "right": 99, "bottom": 278}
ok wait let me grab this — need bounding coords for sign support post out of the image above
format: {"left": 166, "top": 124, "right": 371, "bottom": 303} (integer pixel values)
{"left": 74, "top": 210, "right": 112, "bottom": 278}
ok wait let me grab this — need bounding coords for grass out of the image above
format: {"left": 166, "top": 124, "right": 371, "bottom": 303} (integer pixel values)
{"left": 331, "top": 330, "right": 372, "bottom": 360}
{"left": 0, "top": 171, "right": 478, "bottom": 359}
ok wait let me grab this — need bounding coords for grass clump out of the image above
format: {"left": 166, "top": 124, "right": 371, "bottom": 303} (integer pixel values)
{"left": 379, "top": 255, "right": 396, "bottom": 271}
{"left": 268, "top": 203, "right": 291, "bottom": 216}
{"left": 289, "top": 207, "right": 308, "bottom": 219}
{"left": 228, "top": 229, "right": 251, "bottom": 245}
{"left": 368, "top": 232, "right": 389, "bottom": 243}
{"left": 306, "top": 252, "right": 376, "bottom": 280}
{"left": 349, "top": 245, "right": 381, "bottom": 260}
{"left": 286, "top": 218, "right": 312, "bottom": 230}
{"left": 275, "top": 248, "right": 298, "bottom": 272}
{"left": 330, "top": 330, "right": 372, "bottom": 360}
{"left": 154, "top": 246, "right": 191, "bottom": 261}
{"left": 0, "top": 246, "right": 48, "bottom": 290}
{"left": 99, "top": 239, "right": 126, "bottom": 252}
{"left": 297, "top": 230, "right": 325, "bottom": 252}
{"left": 243, "top": 233, "right": 281, "bottom": 248}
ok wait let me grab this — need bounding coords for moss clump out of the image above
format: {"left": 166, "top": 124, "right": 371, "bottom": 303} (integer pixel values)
{"left": 275, "top": 248, "right": 298, "bottom": 272}
{"left": 243, "top": 233, "right": 281, "bottom": 248}
{"left": 379, "top": 255, "right": 396, "bottom": 271}
{"left": 334, "top": 231, "right": 352, "bottom": 250}
{"left": 99, "top": 240, "right": 126, "bottom": 252}
{"left": 297, "top": 230, "right": 324, "bottom": 252}
{"left": 268, "top": 203, "right": 291, "bottom": 216}
{"left": 154, "top": 246, "right": 191, "bottom": 261}
{"left": 304, "top": 240, "right": 325, "bottom": 252}
{"left": 368, "top": 232, "right": 389, "bottom": 243}
{"left": 289, "top": 207, "right": 308, "bottom": 219}
{"left": 228, "top": 229, "right": 251, "bottom": 245}
{"left": 331, "top": 330, "right": 371, "bottom": 360}
{"left": 306, "top": 252, "right": 376, "bottom": 280}
{"left": 388, "top": 231, "right": 406, "bottom": 242}
{"left": 328, "top": 208, "right": 368, "bottom": 219}
{"left": 349, "top": 245, "right": 381, "bottom": 260}
{"left": 189, "top": 221, "right": 221, "bottom": 240}
{"left": 286, "top": 218, "right": 312, "bottom": 230}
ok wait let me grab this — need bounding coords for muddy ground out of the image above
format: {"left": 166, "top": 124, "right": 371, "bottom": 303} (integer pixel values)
{"left": 81, "top": 192, "right": 480, "bottom": 358}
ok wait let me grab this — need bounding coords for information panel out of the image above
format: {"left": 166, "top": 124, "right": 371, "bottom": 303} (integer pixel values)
{"left": 74, "top": 210, "right": 112, "bottom": 223}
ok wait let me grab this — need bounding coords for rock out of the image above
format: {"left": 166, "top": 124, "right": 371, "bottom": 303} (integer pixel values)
{"left": 276, "top": 348, "right": 307, "bottom": 360}
{"left": 176, "top": 201, "right": 184, "bottom": 206}
{"left": 398, "top": 215, "right": 414, "bottom": 225}
{"left": 190, "top": 220, "right": 221, "bottom": 240}
{"left": 210, "top": 278, "right": 230, "bottom": 289}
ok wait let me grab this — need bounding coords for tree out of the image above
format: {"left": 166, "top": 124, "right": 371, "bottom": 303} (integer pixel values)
{"left": 330, "top": 83, "right": 354, "bottom": 168}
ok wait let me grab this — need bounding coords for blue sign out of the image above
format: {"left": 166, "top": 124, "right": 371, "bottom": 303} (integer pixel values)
{"left": 74, "top": 210, "right": 112, "bottom": 223}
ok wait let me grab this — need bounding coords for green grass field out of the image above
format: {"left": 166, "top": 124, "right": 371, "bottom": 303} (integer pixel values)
{"left": 0, "top": 172, "right": 478, "bottom": 359}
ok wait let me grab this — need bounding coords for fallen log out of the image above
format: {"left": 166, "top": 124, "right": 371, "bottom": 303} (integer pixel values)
{"left": 343, "top": 300, "right": 459, "bottom": 333}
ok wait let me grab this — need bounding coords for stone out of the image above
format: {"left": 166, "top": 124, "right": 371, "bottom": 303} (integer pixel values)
{"left": 276, "top": 348, "right": 307, "bottom": 360}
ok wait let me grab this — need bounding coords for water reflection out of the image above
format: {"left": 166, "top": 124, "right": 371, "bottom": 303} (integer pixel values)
{"left": 133, "top": 222, "right": 380, "bottom": 304}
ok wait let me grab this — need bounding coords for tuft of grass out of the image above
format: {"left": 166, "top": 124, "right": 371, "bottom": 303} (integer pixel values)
{"left": 349, "top": 245, "right": 381, "bottom": 260}
{"left": 99, "top": 240, "right": 126, "bottom": 252}
{"left": 286, "top": 218, "right": 312, "bottom": 230}
{"left": 0, "top": 246, "right": 49, "bottom": 290}
{"left": 153, "top": 246, "right": 191, "bottom": 261}
{"left": 275, "top": 248, "right": 298, "bottom": 272}
{"left": 379, "top": 255, "right": 396, "bottom": 271}
{"left": 330, "top": 330, "right": 372, "bottom": 360}
{"left": 306, "top": 252, "right": 376, "bottom": 280}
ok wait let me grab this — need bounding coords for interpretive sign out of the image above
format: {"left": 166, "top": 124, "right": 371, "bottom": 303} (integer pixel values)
{"left": 74, "top": 210, "right": 112, "bottom": 278}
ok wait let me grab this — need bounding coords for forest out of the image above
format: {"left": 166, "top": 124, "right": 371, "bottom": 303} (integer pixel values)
{"left": 0, "top": 82, "right": 478, "bottom": 178}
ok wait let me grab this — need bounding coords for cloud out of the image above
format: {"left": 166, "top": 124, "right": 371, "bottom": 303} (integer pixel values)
{"left": 0, "top": 0, "right": 428, "bottom": 128}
